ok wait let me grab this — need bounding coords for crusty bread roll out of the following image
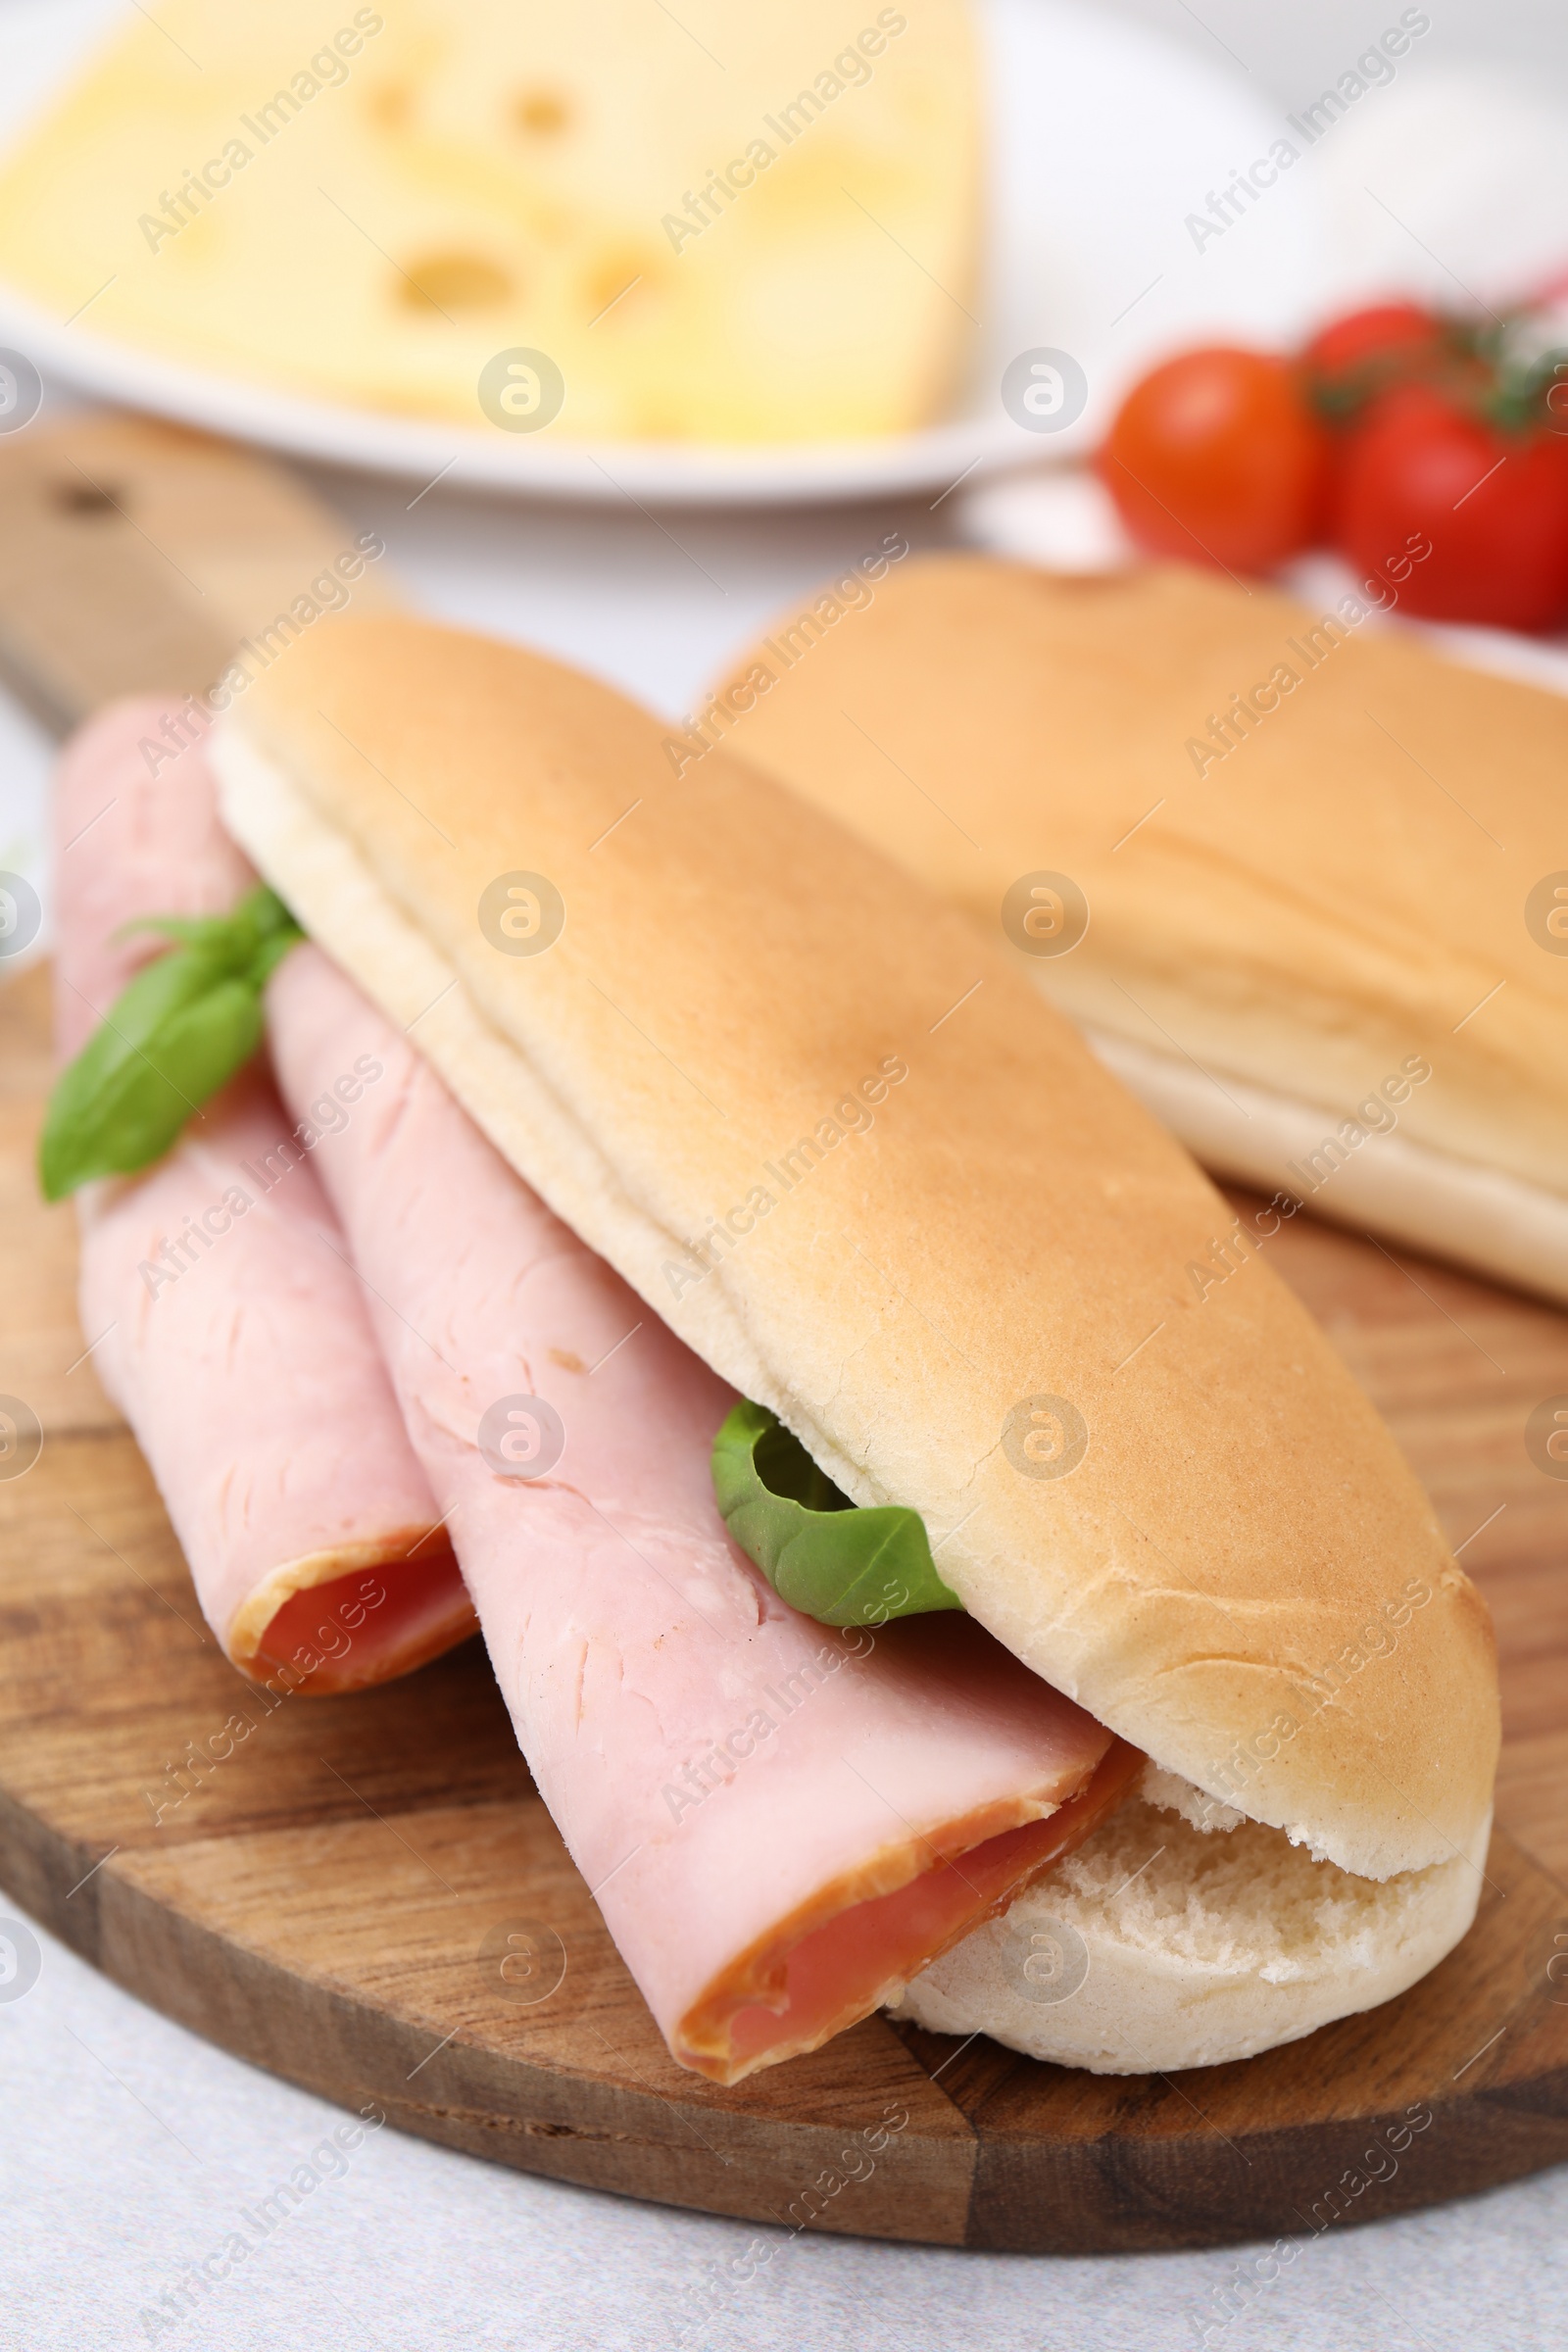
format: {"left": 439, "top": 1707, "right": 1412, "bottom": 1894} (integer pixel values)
{"left": 894, "top": 1771, "right": 1490, "bottom": 2072}
{"left": 211, "top": 614, "right": 1497, "bottom": 1947}
{"left": 710, "top": 557, "right": 1568, "bottom": 1303}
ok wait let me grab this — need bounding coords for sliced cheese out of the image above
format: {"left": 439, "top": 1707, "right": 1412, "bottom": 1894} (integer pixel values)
{"left": 0, "top": 0, "right": 979, "bottom": 441}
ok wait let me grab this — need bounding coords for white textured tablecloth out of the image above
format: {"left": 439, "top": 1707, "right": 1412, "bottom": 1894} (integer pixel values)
{"left": 2, "top": 1903, "right": 1565, "bottom": 2351}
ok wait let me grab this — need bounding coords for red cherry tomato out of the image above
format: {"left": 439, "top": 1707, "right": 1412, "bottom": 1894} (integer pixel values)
{"left": 1303, "top": 303, "right": 1485, "bottom": 429}
{"left": 1098, "top": 347, "right": 1330, "bottom": 574}
{"left": 1332, "top": 381, "right": 1568, "bottom": 633}
{"left": 1303, "top": 302, "right": 1446, "bottom": 385}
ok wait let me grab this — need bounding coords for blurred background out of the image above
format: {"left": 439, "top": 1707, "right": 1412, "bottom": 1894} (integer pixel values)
{"left": 1110, "top": 0, "right": 1568, "bottom": 86}
{"left": 1, "top": 0, "right": 1566, "bottom": 935}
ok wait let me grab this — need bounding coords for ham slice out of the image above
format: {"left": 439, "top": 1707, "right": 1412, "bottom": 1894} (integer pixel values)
{"left": 267, "top": 940, "right": 1139, "bottom": 2080}
{"left": 52, "top": 702, "right": 475, "bottom": 1690}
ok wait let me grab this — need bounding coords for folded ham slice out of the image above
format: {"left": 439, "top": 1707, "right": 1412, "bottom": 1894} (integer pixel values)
{"left": 266, "top": 940, "right": 1139, "bottom": 2080}
{"left": 53, "top": 702, "right": 475, "bottom": 1690}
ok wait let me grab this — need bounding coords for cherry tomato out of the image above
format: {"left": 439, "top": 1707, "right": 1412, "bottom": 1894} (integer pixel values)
{"left": 1332, "top": 381, "right": 1568, "bottom": 632}
{"left": 1098, "top": 347, "right": 1329, "bottom": 574}
{"left": 1303, "top": 302, "right": 1447, "bottom": 388}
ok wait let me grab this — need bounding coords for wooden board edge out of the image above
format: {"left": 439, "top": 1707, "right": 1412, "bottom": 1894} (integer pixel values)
{"left": 11, "top": 1748, "right": 1568, "bottom": 2251}
{"left": 89, "top": 1857, "right": 977, "bottom": 2244}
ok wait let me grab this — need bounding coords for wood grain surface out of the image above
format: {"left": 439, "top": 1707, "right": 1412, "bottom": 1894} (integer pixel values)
{"left": 4, "top": 955, "right": 1568, "bottom": 2253}
{"left": 0, "top": 410, "right": 397, "bottom": 734}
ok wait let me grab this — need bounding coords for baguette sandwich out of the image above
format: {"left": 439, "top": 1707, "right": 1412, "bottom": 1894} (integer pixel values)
{"left": 708, "top": 556, "right": 1568, "bottom": 1306}
{"left": 208, "top": 612, "right": 1498, "bottom": 2075}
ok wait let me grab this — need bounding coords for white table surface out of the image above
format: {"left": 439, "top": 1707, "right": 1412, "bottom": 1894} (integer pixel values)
{"left": 5, "top": 4, "right": 1568, "bottom": 2345}
{"left": 4, "top": 1902, "right": 1567, "bottom": 2352}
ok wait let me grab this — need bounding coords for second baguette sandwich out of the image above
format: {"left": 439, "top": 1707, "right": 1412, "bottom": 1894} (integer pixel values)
{"left": 708, "top": 556, "right": 1568, "bottom": 1304}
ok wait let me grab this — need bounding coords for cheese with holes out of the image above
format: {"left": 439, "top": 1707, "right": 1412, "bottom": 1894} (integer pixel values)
{"left": 0, "top": 0, "right": 979, "bottom": 441}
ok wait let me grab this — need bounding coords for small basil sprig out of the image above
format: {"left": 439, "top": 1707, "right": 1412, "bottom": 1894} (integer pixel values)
{"left": 39, "top": 884, "right": 302, "bottom": 1200}
{"left": 711, "top": 1399, "right": 962, "bottom": 1627}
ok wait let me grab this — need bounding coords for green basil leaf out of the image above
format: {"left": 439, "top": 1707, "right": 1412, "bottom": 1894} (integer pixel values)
{"left": 126, "top": 882, "right": 299, "bottom": 979}
{"left": 711, "top": 1399, "right": 963, "bottom": 1627}
{"left": 243, "top": 915, "right": 302, "bottom": 994}
{"left": 39, "top": 885, "right": 301, "bottom": 1200}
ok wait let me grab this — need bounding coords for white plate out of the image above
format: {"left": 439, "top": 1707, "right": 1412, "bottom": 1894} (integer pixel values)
{"left": 0, "top": 0, "right": 1333, "bottom": 505}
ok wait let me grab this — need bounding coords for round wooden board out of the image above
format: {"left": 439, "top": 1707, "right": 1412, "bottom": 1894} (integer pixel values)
{"left": 5, "top": 959, "right": 1568, "bottom": 2255}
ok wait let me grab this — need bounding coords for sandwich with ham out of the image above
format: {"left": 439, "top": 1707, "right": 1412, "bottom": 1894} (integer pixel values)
{"left": 49, "top": 701, "right": 474, "bottom": 1692}
{"left": 45, "top": 615, "right": 1499, "bottom": 2082}
{"left": 48, "top": 700, "right": 1138, "bottom": 2082}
